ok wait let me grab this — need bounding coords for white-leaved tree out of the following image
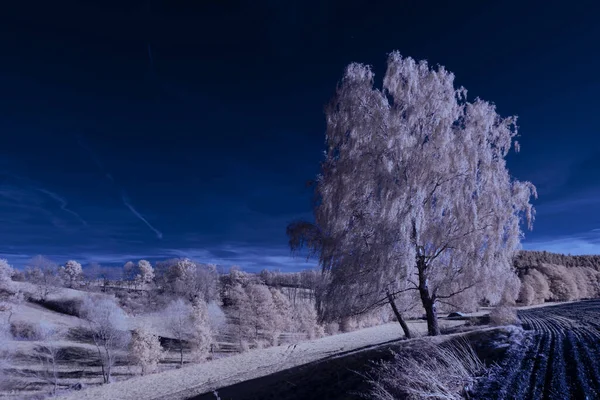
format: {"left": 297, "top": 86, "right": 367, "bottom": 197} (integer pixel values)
{"left": 135, "top": 260, "right": 155, "bottom": 288}
{"left": 0, "top": 259, "right": 14, "bottom": 292}
{"left": 165, "top": 259, "right": 218, "bottom": 303}
{"left": 130, "top": 323, "right": 164, "bottom": 375}
{"left": 32, "top": 321, "right": 64, "bottom": 396}
{"left": 25, "top": 256, "right": 62, "bottom": 301}
{"left": 60, "top": 260, "right": 83, "bottom": 288}
{"left": 81, "top": 296, "right": 130, "bottom": 383}
{"left": 309, "top": 52, "right": 536, "bottom": 336}
{"left": 163, "top": 298, "right": 213, "bottom": 365}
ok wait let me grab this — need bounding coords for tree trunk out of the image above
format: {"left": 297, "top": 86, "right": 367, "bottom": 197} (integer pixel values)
{"left": 386, "top": 291, "right": 411, "bottom": 339}
{"left": 417, "top": 258, "right": 440, "bottom": 336}
{"left": 179, "top": 341, "right": 184, "bottom": 366}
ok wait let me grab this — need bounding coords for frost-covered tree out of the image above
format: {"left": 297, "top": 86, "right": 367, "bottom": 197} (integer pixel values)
{"left": 31, "top": 321, "right": 64, "bottom": 395}
{"left": 60, "top": 260, "right": 83, "bottom": 288}
{"left": 25, "top": 256, "right": 62, "bottom": 301}
{"left": 312, "top": 53, "right": 536, "bottom": 336}
{"left": 135, "top": 260, "right": 155, "bottom": 287}
{"left": 270, "top": 287, "right": 293, "bottom": 334}
{"left": 163, "top": 299, "right": 194, "bottom": 366}
{"left": 190, "top": 297, "right": 213, "bottom": 361}
{"left": 123, "top": 261, "right": 136, "bottom": 281}
{"left": 130, "top": 324, "right": 164, "bottom": 375}
{"left": 81, "top": 296, "right": 130, "bottom": 383}
{"left": 163, "top": 298, "right": 212, "bottom": 365}
{"left": 164, "top": 259, "right": 218, "bottom": 302}
{"left": 0, "top": 259, "right": 14, "bottom": 292}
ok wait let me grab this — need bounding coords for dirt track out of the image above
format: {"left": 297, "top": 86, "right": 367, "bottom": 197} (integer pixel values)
{"left": 476, "top": 300, "right": 600, "bottom": 400}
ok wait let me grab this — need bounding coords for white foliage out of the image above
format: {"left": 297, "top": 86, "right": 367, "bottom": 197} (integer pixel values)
{"left": 25, "top": 255, "right": 62, "bottom": 301}
{"left": 0, "top": 259, "right": 14, "bottom": 291}
{"left": 316, "top": 52, "right": 536, "bottom": 333}
{"left": 81, "top": 295, "right": 130, "bottom": 383}
{"left": 61, "top": 260, "right": 83, "bottom": 288}
{"left": 135, "top": 259, "right": 155, "bottom": 286}
{"left": 163, "top": 298, "right": 213, "bottom": 365}
{"left": 130, "top": 324, "right": 164, "bottom": 375}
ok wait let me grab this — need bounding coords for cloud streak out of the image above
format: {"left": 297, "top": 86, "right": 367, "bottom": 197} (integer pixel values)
{"left": 35, "top": 188, "right": 87, "bottom": 226}
{"left": 121, "top": 192, "right": 163, "bottom": 239}
{"left": 523, "top": 229, "right": 600, "bottom": 255}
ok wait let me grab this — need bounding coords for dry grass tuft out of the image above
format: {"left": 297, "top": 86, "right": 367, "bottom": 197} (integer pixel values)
{"left": 366, "top": 340, "right": 487, "bottom": 400}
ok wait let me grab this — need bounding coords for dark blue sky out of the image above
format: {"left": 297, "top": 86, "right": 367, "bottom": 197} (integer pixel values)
{"left": 1, "top": 0, "right": 599, "bottom": 270}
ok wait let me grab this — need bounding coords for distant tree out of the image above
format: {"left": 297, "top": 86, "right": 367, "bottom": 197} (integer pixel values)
{"left": 0, "top": 259, "right": 23, "bottom": 325}
{"left": 229, "top": 283, "right": 279, "bottom": 346}
{"left": 0, "top": 259, "right": 14, "bottom": 292}
{"left": 304, "top": 53, "right": 536, "bottom": 336}
{"left": 163, "top": 298, "right": 212, "bottom": 365}
{"left": 164, "top": 259, "right": 217, "bottom": 302}
{"left": 292, "top": 302, "right": 324, "bottom": 340}
{"left": 206, "top": 302, "right": 226, "bottom": 336}
{"left": 270, "top": 287, "right": 293, "bottom": 335}
{"left": 190, "top": 297, "right": 213, "bottom": 361}
{"left": 130, "top": 324, "right": 164, "bottom": 375}
{"left": 135, "top": 260, "right": 155, "bottom": 288}
{"left": 81, "top": 296, "right": 130, "bottom": 383}
{"left": 60, "top": 260, "right": 83, "bottom": 288}
{"left": 25, "top": 256, "right": 62, "bottom": 301}
{"left": 123, "top": 261, "right": 136, "bottom": 281}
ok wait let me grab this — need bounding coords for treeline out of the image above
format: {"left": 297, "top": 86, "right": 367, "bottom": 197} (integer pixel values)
{"left": 515, "top": 251, "right": 600, "bottom": 306}
{"left": 514, "top": 250, "right": 600, "bottom": 273}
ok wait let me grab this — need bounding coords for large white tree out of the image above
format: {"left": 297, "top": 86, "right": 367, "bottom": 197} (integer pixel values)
{"left": 313, "top": 53, "right": 536, "bottom": 336}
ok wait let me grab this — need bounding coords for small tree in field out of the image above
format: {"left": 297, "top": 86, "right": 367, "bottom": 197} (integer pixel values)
{"left": 130, "top": 324, "right": 164, "bottom": 375}
{"left": 32, "top": 321, "right": 64, "bottom": 395}
{"left": 311, "top": 53, "right": 536, "bottom": 336}
{"left": 60, "top": 260, "right": 83, "bottom": 288}
{"left": 81, "top": 296, "right": 130, "bottom": 383}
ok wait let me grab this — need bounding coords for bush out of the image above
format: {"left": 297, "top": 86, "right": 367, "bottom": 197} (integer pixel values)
{"left": 35, "top": 298, "right": 83, "bottom": 317}
{"left": 489, "top": 306, "right": 519, "bottom": 326}
{"left": 325, "top": 322, "right": 339, "bottom": 336}
{"left": 10, "top": 320, "right": 44, "bottom": 340}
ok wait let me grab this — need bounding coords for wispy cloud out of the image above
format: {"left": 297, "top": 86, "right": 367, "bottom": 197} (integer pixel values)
{"left": 524, "top": 229, "right": 600, "bottom": 255}
{"left": 121, "top": 192, "right": 163, "bottom": 239}
{"left": 162, "top": 243, "right": 317, "bottom": 272}
{"left": 35, "top": 188, "right": 87, "bottom": 226}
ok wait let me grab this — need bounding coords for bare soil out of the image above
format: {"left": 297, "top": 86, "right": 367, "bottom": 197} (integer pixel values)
{"left": 475, "top": 299, "right": 600, "bottom": 399}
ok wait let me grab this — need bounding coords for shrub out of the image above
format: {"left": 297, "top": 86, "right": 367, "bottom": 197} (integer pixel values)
{"left": 325, "top": 322, "right": 339, "bottom": 336}
{"left": 489, "top": 306, "right": 519, "bottom": 326}
{"left": 10, "top": 320, "right": 44, "bottom": 340}
{"left": 35, "top": 298, "right": 83, "bottom": 317}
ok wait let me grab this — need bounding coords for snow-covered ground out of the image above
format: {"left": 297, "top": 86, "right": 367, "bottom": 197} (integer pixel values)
{"left": 55, "top": 319, "right": 462, "bottom": 400}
